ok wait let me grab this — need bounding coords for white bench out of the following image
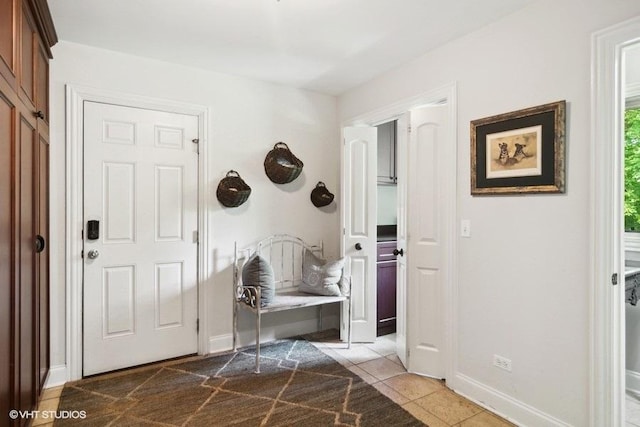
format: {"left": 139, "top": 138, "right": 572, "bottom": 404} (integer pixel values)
{"left": 232, "top": 234, "right": 352, "bottom": 373}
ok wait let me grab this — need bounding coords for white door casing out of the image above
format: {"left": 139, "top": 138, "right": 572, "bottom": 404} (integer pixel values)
{"left": 343, "top": 126, "right": 378, "bottom": 343}
{"left": 407, "top": 104, "right": 448, "bottom": 378}
{"left": 395, "top": 113, "right": 409, "bottom": 367}
{"left": 591, "top": 17, "right": 640, "bottom": 427}
{"left": 83, "top": 101, "right": 199, "bottom": 375}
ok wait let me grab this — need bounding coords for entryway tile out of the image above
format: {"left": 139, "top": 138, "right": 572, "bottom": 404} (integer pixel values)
{"left": 364, "top": 337, "right": 397, "bottom": 356}
{"left": 332, "top": 345, "right": 382, "bottom": 364}
{"left": 358, "top": 357, "right": 406, "bottom": 381}
{"left": 41, "top": 386, "right": 64, "bottom": 401}
{"left": 372, "top": 381, "right": 410, "bottom": 405}
{"left": 402, "top": 402, "right": 449, "bottom": 427}
{"left": 383, "top": 373, "right": 444, "bottom": 401}
{"left": 414, "top": 389, "right": 483, "bottom": 425}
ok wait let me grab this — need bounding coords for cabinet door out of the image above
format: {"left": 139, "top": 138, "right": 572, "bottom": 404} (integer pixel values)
{"left": 0, "top": 83, "right": 16, "bottom": 426}
{"left": 0, "top": 0, "right": 17, "bottom": 87}
{"left": 377, "top": 121, "right": 396, "bottom": 184}
{"left": 37, "top": 131, "right": 49, "bottom": 390}
{"left": 19, "top": 1, "right": 36, "bottom": 110}
{"left": 377, "top": 261, "right": 397, "bottom": 334}
{"left": 35, "top": 40, "right": 47, "bottom": 123}
{"left": 18, "top": 112, "right": 37, "bottom": 417}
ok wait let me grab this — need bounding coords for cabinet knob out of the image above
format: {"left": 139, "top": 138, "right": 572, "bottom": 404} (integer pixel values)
{"left": 393, "top": 248, "right": 404, "bottom": 256}
{"left": 35, "top": 235, "right": 45, "bottom": 253}
{"left": 35, "top": 110, "right": 44, "bottom": 119}
{"left": 355, "top": 243, "right": 362, "bottom": 250}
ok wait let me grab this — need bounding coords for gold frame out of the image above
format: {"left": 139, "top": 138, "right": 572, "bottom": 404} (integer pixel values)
{"left": 471, "top": 100, "right": 566, "bottom": 195}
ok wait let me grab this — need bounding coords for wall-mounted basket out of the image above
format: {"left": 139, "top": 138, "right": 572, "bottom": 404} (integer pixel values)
{"left": 310, "top": 181, "right": 334, "bottom": 207}
{"left": 264, "top": 142, "right": 304, "bottom": 184}
{"left": 216, "top": 170, "right": 251, "bottom": 208}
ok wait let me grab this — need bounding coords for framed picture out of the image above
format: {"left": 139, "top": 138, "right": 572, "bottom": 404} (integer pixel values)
{"left": 470, "top": 100, "right": 566, "bottom": 195}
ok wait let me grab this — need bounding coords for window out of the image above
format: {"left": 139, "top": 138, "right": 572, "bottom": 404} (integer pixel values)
{"left": 625, "top": 95, "right": 640, "bottom": 250}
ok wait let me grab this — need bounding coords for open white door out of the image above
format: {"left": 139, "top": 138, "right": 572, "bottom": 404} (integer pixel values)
{"left": 407, "top": 104, "right": 448, "bottom": 378}
{"left": 395, "top": 114, "right": 409, "bottom": 367}
{"left": 343, "top": 127, "right": 377, "bottom": 343}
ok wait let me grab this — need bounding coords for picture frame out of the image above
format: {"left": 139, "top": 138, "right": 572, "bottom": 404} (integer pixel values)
{"left": 470, "top": 100, "right": 566, "bottom": 195}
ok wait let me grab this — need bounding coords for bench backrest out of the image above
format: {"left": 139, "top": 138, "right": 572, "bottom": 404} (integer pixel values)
{"left": 234, "top": 234, "right": 323, "bottom": 292}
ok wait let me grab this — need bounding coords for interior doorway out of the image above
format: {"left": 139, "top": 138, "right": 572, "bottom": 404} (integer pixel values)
{"left": 375, "top": 119, "right": 400, "bottom": 338}
{"left": 592, "top": 16, "right": 640, "bottom": 427}
{"left": 341, "top": 83, "right": 457, "bottom": 381}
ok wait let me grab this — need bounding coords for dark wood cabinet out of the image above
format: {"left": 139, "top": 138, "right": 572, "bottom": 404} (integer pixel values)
{"left": 0, "top": 1, "right": 56, "bottom": 425}
{"left": 376, "top": 241, "right": 397, "bottom": 336}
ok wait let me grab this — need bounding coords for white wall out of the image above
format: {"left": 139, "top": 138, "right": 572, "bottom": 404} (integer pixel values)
{"left": 377, "top": 185, "right": 397, "bottom": 225}
{"left": 339, "top": 0, "right": 640, "bottom": 425}
{"left": 49, "top": 42, "right": 340, "bottom": 375}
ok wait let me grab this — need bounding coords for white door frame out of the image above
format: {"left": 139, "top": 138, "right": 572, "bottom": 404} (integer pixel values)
{"left": 65, "top": 84, "right": 210, "bottom": 381}
{"left": 591, "top": 16, "right": 640, "bottom": 427}
{"left": 340, "top": 82, "right": 457, "bottom": 382}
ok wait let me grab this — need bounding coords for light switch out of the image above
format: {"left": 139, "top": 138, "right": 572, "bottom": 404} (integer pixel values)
{"left": 461, "top": 219, "right": 471, "bottom": 238}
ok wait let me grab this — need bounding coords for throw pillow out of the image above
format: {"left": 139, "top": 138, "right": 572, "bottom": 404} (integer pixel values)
{"left": 300, "top": 250, "right": 344, "bottom": 296}
{"left": 241, "top": 253, "right": 275, "bottom": 307}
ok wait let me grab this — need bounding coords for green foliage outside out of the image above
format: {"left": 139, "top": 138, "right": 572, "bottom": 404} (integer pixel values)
{"left": 625, "top": 108, "right": 640, "bottom": 231}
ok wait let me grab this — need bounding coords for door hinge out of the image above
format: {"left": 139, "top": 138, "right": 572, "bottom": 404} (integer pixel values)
{"left": 343, "top": 228, "right": 345, "bottom": 235}
{"left": 196, "top": 319, "right": 199, "bottom": 333}
{"left": 192, "top": 138, "right": 199, "bottom": 154}
{"left": 194, "top": 230, "right": 199, "bottom": 244}
{"left": 407, "top": 125, "right": 412, "bottom": 133}
{"left": 81, "top": 250, "right": 84, "bottom": 259}
{"left": 612, "top": 273, "right": 618, "bottom": 286}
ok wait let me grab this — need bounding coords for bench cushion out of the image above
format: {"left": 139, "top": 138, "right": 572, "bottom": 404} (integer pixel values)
{"left": 299, "top": 250, "right": 344, "bottom": 296}
{"left": 242, "top": 253, "right": 275, "bottom": 306}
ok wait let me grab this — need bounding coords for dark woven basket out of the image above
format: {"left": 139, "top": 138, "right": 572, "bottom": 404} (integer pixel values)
{"left": 264, "top": 142, "right": 304, "bottom": 184}
{"left": 310, "top": 181, "right": 334, "bottom": 207}
{"left": 216, "top": 170, "right": 251, "bottom": 208}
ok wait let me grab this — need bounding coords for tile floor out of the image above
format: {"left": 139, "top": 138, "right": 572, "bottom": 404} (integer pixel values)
{"left": 628, "top": 390, "right": 640, "bottom": 426}
{"left": 33, "top": 333, "right": 516, "bottom": 426}
{"left": 309, "top": 333, "right": 516, "bottom": 427}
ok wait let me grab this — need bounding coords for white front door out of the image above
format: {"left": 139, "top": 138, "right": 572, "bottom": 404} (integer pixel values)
{"left": 343, "top": 127, "right": 377, "bottom": 343}
{"left": 395, "top": 114, "right": 409, "bottom": 367}
{"left": 407, "top": 104, "right": 448, "bottom": 378}
{"left": 83, "top": 101, "right": 199, "bottom": 376}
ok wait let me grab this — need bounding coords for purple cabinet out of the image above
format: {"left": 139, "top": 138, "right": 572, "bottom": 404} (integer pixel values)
{"left": 377, "top": 241, "right": 397, "bottom": 336}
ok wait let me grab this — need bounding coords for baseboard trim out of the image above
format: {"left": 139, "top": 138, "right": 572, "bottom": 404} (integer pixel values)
{"left": 627, "top": 369, "right": 640, "bottom": 394}
{"left": 44, "top": 365, "right": 67, "bottom": 388}
{"left": 454, "top": 373, "right": 571, "bottom": 426}
{"left": 208, "top": 334, "right": 234, "bottom": 354}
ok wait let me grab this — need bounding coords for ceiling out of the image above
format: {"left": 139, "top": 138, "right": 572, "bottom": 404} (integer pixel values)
{"left": 48, "top": 0, "right": 534, "bottom": 95}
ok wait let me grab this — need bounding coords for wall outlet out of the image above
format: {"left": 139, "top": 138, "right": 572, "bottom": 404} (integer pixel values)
{"left": 493, "top": 354, "right": 512, "bottom": 372}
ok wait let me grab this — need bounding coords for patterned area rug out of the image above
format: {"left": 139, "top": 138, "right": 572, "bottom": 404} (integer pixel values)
{"left": 55, "top": 338, "right": 425, "bottom": 426}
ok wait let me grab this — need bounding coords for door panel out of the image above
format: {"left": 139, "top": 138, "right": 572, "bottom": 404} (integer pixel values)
{"left": 18, "top": 113, "right": 36, "bottom": 413}
{"left": 343, "top": 127, "right": 377, "bottom": 342}
{"left": 395, "top": 113, "right": 408, "bottom": 366}
{"left": 35, "top": 42, "right": 48, "bottom": 123}
{"left": 83, "top": 102, "right": 199, "bottom": 376}
{"left": 407, "top": 105, "right": 447, "bottom": 378}
{"left": 0, "top": 89, "right": 15, "bottom": 423}
{"left": 19, "top": 4, "right": 35, "bottom": 108}
{"left": 37, "top": 134, "right": 49, "bottom": 389}
{"left": 0, "top": 0, "right": 16, "bottom": 85}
